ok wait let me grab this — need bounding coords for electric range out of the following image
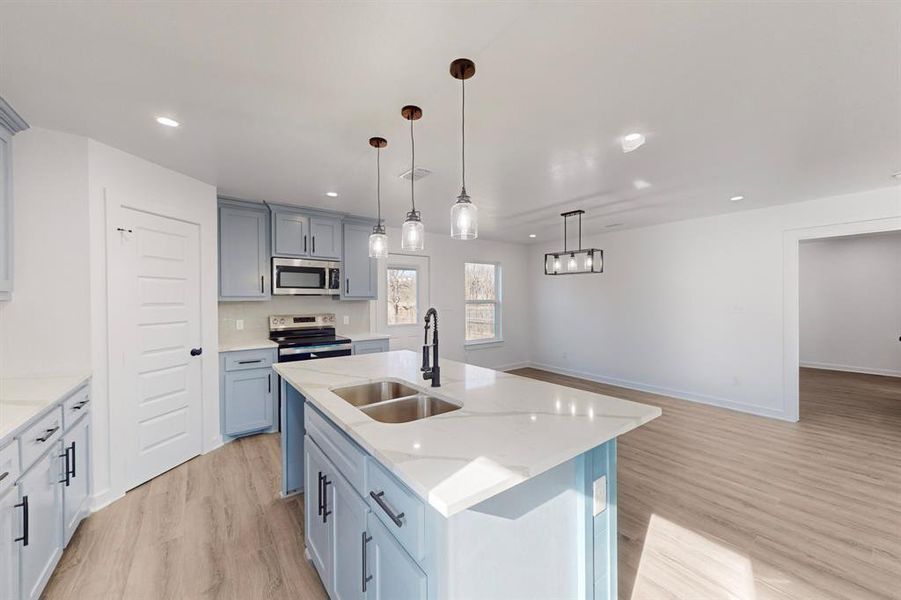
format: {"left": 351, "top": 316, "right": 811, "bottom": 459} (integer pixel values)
{"left": 269, "top": 313, "right": 352, "bottom": 362}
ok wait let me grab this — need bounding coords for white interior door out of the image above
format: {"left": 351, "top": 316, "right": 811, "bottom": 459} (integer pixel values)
{"left": 378, "top": 254, "right": 430, "bottom": 351}
{"left": 109, "top": 206, "right": 202, "bottom": 491}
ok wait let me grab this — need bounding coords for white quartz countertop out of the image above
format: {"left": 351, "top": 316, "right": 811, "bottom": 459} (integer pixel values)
{"left": 274, "top": 350, "right": 660, "bottom": 517}
{"left": 0, "top": 373, "right": 92, "bottom": 440}
{"left": 343, "top": 332, "right": 390, "bottom": 342}
{"left": 219, "top": 339, "right": 280, "bottom": 353}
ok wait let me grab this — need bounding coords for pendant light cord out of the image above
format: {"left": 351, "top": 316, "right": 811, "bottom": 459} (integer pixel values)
{"left": 376, "top": 146, "right": 382, "bottom": 226}
{"left": 461, "top": 78, "right": 466, "bottom": 193}
{"left": 410, "top": 117, "right": 416, "bottom": 212}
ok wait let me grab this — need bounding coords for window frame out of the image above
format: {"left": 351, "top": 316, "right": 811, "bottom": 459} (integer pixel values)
{"left": 463, "top": 261, "right": 503, "bottom": 347}
{"left": 385, "top": 265, "right": 420, "bottom": 327}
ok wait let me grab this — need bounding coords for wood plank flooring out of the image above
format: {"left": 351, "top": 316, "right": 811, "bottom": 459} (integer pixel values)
{"left": 43, "top": 368, "right": 900, "bottom": 600}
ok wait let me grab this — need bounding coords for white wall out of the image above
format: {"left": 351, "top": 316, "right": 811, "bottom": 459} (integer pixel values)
{"left": 0, "top": 128, "right": 91, "bottom": 376}
{"left": 377, "top": 226, "right": 532, "bottom": 371}
{"left": 88, "top": 139, "right": 218, "bottom": 506}
{"left": 529, "top": 186, "right": 901, "bottom": 420}
{"left": 799, "top": 232, "right": 901, "bottom": 377}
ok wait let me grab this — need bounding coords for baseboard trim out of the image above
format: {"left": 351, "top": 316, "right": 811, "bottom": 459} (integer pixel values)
{"left": 522, "top": 362, "right": 793, "bottom": 421}
{"left": 495, "top": 361, "right": 532, "bottom": 372}
{"left": 800, "top": 361, "right": 901, "bottom": 378}
{"left": 91, "top": 487, "right": 125, "bottom": 512}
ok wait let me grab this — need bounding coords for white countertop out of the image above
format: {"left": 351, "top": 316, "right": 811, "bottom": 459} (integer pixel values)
{"left": 219, "top": 339, "right": 280, "bottom": 352}
{"left": 0, "top": 373, "right": 92, "bottom": 440}
{"left": 275, "top": 350, "right": 660, "bottom": 517}
{"left": 343, "top": 332, "right": 390, "bottom": 342}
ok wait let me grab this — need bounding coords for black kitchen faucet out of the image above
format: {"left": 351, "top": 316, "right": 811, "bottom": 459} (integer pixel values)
{"left": 421, "top": 307, "right": 440, "bottom": 387}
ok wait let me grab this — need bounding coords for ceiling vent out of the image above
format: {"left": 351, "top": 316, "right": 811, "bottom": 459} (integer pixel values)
{"left": 399, "top": 167, "right": 432, "bottom": 181}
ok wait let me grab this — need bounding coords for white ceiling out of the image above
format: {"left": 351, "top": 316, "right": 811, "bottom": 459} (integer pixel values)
{"left": 1, "top": 2, "right": 899, "bottom": 243}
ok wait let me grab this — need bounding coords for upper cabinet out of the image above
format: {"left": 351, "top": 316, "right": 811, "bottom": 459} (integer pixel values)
{"left": 0, "top": 96, "right": 30, "bottom": 301}
{"left": 271, "top": 205, "right": 341, "bottom": 260}
{"left": 219, "top": 199, "right": 270, "bottom": 301}
{"left": 341, "top": 219, "right": 377, "bottom": 300}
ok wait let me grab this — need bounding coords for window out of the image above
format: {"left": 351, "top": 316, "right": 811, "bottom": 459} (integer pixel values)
{"left": 387, "top": 267, "right": 418, "bottom": 325}
{"left": 465, "top": 262, "right": 501, "bottom": 343}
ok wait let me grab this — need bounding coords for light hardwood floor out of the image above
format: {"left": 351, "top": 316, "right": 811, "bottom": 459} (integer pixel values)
{"left": 43, "top": 368, "right": 900, "bottom": 600}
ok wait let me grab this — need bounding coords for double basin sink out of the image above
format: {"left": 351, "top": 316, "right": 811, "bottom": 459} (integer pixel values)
{"left": 331, "top": 380, "right": 461, "bottom": 424}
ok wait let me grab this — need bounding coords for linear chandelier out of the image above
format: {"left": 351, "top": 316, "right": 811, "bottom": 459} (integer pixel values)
{"left": 544, "top": 210, "right": 604, "bottom": 275}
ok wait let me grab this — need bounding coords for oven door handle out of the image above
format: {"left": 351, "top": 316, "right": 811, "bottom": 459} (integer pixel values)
{"left": 279, "top": 344, "right": 351, "bottom": 356}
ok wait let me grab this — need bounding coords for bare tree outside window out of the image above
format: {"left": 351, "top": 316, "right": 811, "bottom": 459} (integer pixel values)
{"left": 387, "top": 268, "right": 418, "bottom": 325}
{"left": 465, "top": 262, "right": 501, "bottom": 342}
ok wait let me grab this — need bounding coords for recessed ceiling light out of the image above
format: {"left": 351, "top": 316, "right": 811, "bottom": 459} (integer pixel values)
{"left": 326, "top": 192, "right": 338, "bottom": 197}
{"left": 730, "top": 195, "right": 744, "bottom": 202}
{"left": 620, "top": 132, "right": 645, "bottom": 153}
{"left": 633, "top": 179, "right": 652, "bottom": 190}
{"left": 529, "top": 234, "right": 537, "bottom": 238}
{"left": 155, "top": 116, "right": 180, "bottom": 128}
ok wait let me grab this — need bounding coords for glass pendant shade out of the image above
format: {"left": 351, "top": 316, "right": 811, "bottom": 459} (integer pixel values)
{"left": 368, "top": 223, "right": 388, "bottom": 258}
{"left": 402, "top": 210, "right": 424, "bottom": 251}
{"left": 545, "top": 248, "right": 603, "bottom": 275}
{"left": 450, "top": 191, "right": 478, "bottom": 240}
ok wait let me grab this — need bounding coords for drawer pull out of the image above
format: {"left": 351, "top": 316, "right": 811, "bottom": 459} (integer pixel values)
{"left": 0, "top": 471, "right": 8, "bottom": 483}
{"left": 36, "top": 425, "right": 60, "bottom": 443}
{"left": 72, "top": 400, "right": 89, "bottom": 411}
{"left": 370, "top": 490, "right": 405, "bottom": 527}
{"left": 237, "top": 359, "right": 263, "bottom": 365}
{"left": 14, "top": 496, "right": 29, "bottom": 546}
{"left": 361, "top": 532, "right": 373, "bottom": 592}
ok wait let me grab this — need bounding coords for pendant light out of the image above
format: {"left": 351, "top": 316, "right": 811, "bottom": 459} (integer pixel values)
{"left": 544, "top": 210, "right": 604, "bottom": 275}
{"left": 450, "top": 58, "right": 478, "bottom": 240}
{"left": 368, "top": 136, "right": 389, "bottom": 258}
{"left": 401, "top": 105, "right": 425, "bottom": 251}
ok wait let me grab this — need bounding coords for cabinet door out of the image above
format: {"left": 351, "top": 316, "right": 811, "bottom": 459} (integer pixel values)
{"left": 0, "top": 127, "right": 12, "bottom": 297}
{"left": 342, "top": 222, "right": 377, "bottom": 300}
{"left": 63, "top": 415, "right": 91, "bottom": 544}
{"left": 19, "top": 447, "right": 64, "bottom": 600}
{"left": 223, "top": 369, "right": 274, "bottom": 436}
{"left": 0, "top": 486, "right": 20, "bottom": 600}
{"left": 272, "top": 210, "right": 308, "bottom": 257}
{"left": 219, "top": 205, "right": 269, "bottom": 299}
{"left": 304, "top": 436, "right": 333, "bottom": 593}
{"left": 332, "top": 473, "right": 369, "bottom": 600}
{"left": 310, "top": 216, "right": 341, "bottom": 259}
{"left": 366, "top": 513, "right": 427, "bottom": 600}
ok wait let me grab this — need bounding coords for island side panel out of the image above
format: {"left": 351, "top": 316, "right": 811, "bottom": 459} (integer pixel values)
{"left": 280, "top": 376, "right": 305, "bottom": 495}
{"left": 591, "top": 439, "right": 617, "bottom": 600}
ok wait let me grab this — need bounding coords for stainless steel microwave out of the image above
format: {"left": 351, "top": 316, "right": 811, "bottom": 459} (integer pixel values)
{"left": 271, "top": 257, "right": 341, "bottom": 295}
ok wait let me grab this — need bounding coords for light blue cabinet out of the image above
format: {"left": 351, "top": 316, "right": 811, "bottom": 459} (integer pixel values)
{"left": 0, "top": 95, "right": 29, "bottom": 301}
{"left": 220, "top": 348, "right": 277, "bottom": 437}
{"left": 341, "top": 220, "right": 377, "bottom": 300}
{"left": 310, "top": 216, "right": 341, "bottom": 259}
{"left": 272, "top": 209, "right": 308, "bottom": 257}
{"left": 0, "top": 486, "right": 20, "bottom": 600}
{"left": 62, "top": 414, "right": 91, "bottom": 545}
{"left": 304, "top": 436, "right": 332, "bottom": 587}
{"left": 219, "top": 200, "right": 270, "bottom": 300}
{"left": 18, "top": 447, "right": 64, "bottom": 600}
{"left": 331, "top": 470, "right": 368, "bottom": 600}
{"left": 366, "top": 513, "right": 428, "bottom": 600}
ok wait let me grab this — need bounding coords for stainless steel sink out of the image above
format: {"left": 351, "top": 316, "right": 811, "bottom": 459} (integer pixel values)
{"left": 360, "top": 395, "right": 461, "bottom": 424}
{"left": 331, "top": 381, "right": 420, "bottom": 407}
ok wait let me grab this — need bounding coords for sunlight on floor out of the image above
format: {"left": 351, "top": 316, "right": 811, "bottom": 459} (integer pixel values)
{"left": 631, "top": 514, "right": 756, "bottom": 600}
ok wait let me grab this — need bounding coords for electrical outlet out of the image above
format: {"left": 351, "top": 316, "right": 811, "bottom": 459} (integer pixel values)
{"left": 236, "top": 319, "right": 244, "bottom": 331}
{"left": 343, "top": 316, "right": 350, "bottom": 325}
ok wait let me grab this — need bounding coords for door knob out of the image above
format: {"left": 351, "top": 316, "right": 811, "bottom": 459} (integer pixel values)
{"left": 190, "top": 347, "right": 203, "bottom": 356}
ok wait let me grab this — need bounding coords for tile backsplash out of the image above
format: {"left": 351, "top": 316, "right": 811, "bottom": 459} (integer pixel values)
{"left": 219, "top": 297, "right": 372, "bottom": 346}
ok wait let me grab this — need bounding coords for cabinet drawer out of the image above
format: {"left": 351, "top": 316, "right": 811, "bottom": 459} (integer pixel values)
{"left": 19, "top": 406, "right": 63, "bottom": 472}
{"left": 367, "top": 458, "right": 425, "bottom": 562}
{"left": 352, "top": 339, "right": 389, "bottom": 355}
{"left": 223, "top": 348, "right": 275, "bottom": 371}
{"left": 0, "top": 439, "right": 19, "bottom": 496}
{"left": 305, "top": 404, "right": 367, "bottom": 498}
{"left": 62, "top": 385, "right": 90, "bottom": 431}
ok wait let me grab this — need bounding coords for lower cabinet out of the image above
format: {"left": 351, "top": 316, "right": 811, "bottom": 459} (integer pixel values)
{"left": 332, "top": 472, "right": 368, "bottom": 600}
{"left": 18, "top": 447, "right": 64, "bottom": 600}
{"left": 0, "top": 486, "right": 21, "bottom": 600}
{"left": 304, "top": 436, "right": 332, "bottom": 585}
{"left": 351, "top": 338, "right": 389, "bottom": 355}
{"left": 220, "top": 348, "right": 277, "bottom": 437}
{"left": 62, "top": 415, "right": 91, "bottom": 544}
{"left": 365, "top": 514, "right": 428, "bottom": 600}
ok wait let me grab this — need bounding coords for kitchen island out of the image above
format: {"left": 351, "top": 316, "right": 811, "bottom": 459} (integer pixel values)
{"left": 275, "top": 350, "right": 660, "bottom": 600}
